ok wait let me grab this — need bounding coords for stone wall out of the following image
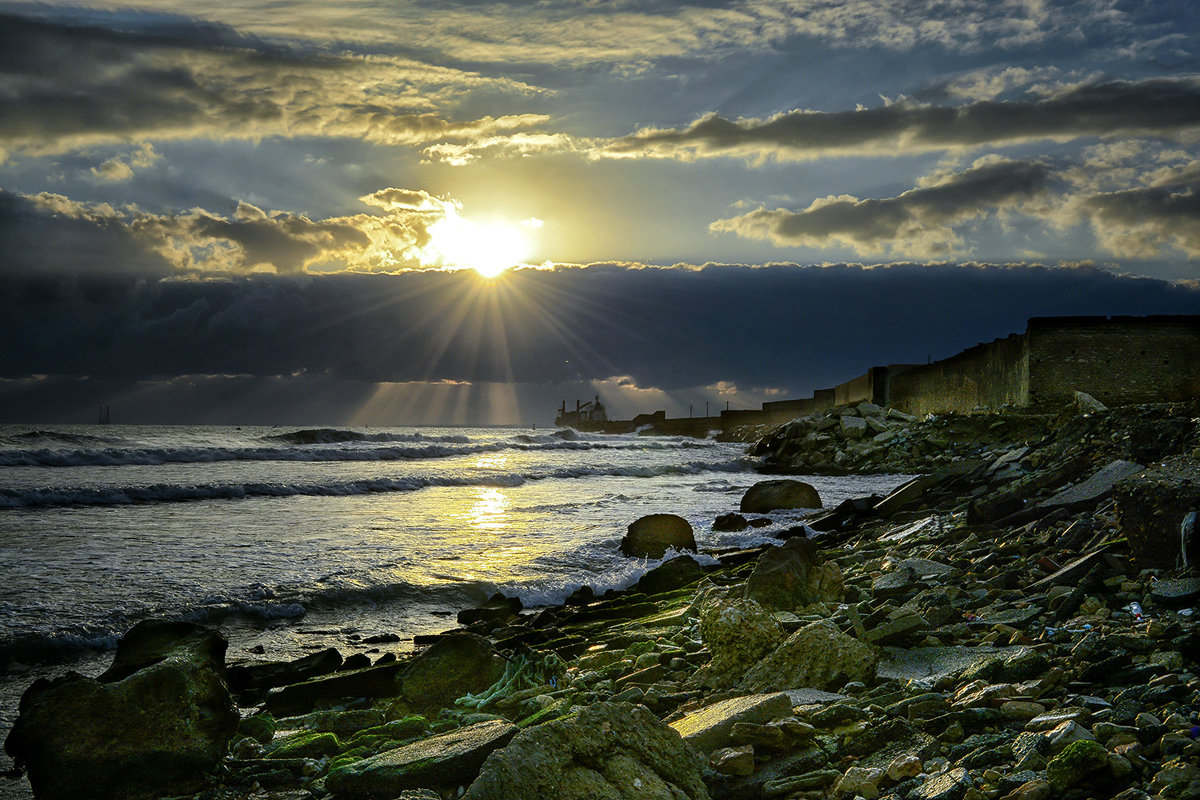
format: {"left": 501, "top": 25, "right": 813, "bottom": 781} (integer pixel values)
{"left": 717, "top": 315, "right": 1200, "bottom": 430}
{"left": 884, "top": 332, "right": 1030, "bottom": 416}
{"left": 1027, "top": 315, "right": 1200, "bottom": 408}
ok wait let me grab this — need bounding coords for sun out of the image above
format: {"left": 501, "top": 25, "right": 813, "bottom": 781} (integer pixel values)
{"left": 427, "top": 207, "right": 531, "bottom": 278}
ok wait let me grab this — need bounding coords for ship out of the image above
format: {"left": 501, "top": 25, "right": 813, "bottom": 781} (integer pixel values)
{"left": 555, "top": 396, "right": 608, "bottom": 430}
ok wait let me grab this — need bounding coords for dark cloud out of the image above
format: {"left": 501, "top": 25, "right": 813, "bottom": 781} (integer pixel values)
{"left": 0, "top": 13, "right": 546, "bottom": 157}
{"left": 1081, "top": 179, "right": 1200, "bottom": 259}
{"left": 0, "top": 189, "right": 173, "bottom": 275}
{"left": 2, "top": 264, "right": 1198, "bottom": 415}
{"left": 711, "top": 158, "right": 1054, "bottom": 256}
{"left": 605, "top": 78, "right": 1200, "bottom": 162}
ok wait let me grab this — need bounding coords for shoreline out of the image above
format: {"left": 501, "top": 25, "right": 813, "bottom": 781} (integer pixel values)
{"left": 5, "top": 400, "right": 1200, "bottom": 799}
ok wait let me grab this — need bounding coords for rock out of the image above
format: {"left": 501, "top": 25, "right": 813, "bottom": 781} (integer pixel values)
{"left": 98, "top": 619, "right": 229, "bottom": 682}
{"left": 635, "top": 555, "right": 705, "bottom": 595}
{"left": 738, "top": 620, "right": 879, "bottom": 693}
{"left": 710, "top": 744, "right": 755, "bottom": 775}
{"left": 910, "top": 766, "right": 973, "bottom": 800}
{"left": 1027, "top": 549, "right": 1111, "bottom": 590}
{"left": 326, "top": 719, "right": 517, "bottom": 797}
{"left": 999, "top": 701, "right": 1046, "bottom": 721}
{"left": 743, "top": 538, "right": 844, "bottom": 612}
{"left": 887, "top": 754, "right": 923, "bottom": 782}
{"left": 670, "top": 692, "right": 793, "bottom": 755}
{"left": 266, "top": 730, "right": 340, "bottom": 759}
{"left": 713, "top": 513, "right": 750, "bottom": 532}
{"left": 5, "top": 622, "right": 238, "bottom": 800}
{"left": 227, "top": 647, "right": 344, "bottom": 693}
{"left": 1115, "top": 455, "right": 1200, "bottom": 568}
{"left": 1149, "top": 576, "right": 1200, "bottom": 607}
{"left": 841, "top": 416, "right": 869, "bottom": 439}
{"left": 299, "top": 708, "right": 387, "bottom": 736}
{"left": 1150, "top": 758, "right": 1200, "bottom": 794}
{"left": 999, "top": 778, "right": 1051, "bottom": 800}
{"left": 740, "top": 479, "right": 822, "bottom": 514}
{"left": 458, "top": 592, "right": 523, "bottom": 627}
{"left": 1037, "top": 459, "right": 1143, "bottom": 512}
{"left": 621, "top": 514, "right": 697, "bottom": 558}
{"left": 864, "top": 612, "right": 929, "bottom": 646}
{"left": 835, "top": 765, "right": 884, "bottom": 798}
{"left": 1044, "top": 720, "right": 1095, "bottom": 752}
{"left": 397, "top": 632, "right": 507, "bottom": 714}
{"left": 265, "top": 660, "right": 406, "bottom": 717}
{"left": 1045, "top": 739, "right": 1109, "bottom": 791}
{"left": 463, "top": 702, "right": 708, "bottom": 800}
{"left": 691, "top": 597, "right": 785, "bottom": 690}
{"left": 871, "top": 566, "right": 918, "bottom": 598}
{"left": 1074, "top": 391, "right": 1108, "bottom": 414}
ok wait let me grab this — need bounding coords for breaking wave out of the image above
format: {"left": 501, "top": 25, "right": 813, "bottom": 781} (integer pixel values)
{"left": 261, "top": 428, "right": 472, "bottom": 445}
{"left": 0, "top": 458, "right": 753, "bottom": 509}
{"left": 0, "top": 437, "right": 718, "bottom": 468}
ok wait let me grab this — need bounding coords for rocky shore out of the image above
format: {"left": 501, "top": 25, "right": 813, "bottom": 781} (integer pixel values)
{"left": 6, "top": 399, "right": 1200, "bottom": 800}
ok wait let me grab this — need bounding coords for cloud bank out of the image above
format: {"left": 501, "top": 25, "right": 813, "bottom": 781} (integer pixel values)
{"left": 0, "top": 14, "right": 546, "bottom": 157}
{"left": 605, "top": 78, "right": 1200, "bottom": 162}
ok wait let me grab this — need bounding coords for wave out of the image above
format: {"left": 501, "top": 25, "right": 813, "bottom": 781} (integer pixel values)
{"left": 0, "top": 437, "right": 720, "bottom": 468}
{"left": 7, "top": 429, "right": 123, "bottom": 446}
{"left": 262, "top": 428, "right": 472, "bottom": 445}
{"left": 0, "top": 458, "right": 753, "bottom": 510}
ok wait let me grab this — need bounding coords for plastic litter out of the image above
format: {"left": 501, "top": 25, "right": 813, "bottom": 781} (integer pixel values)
{"left": 1127, "top": 602, "right": 1144, "bottom": 620}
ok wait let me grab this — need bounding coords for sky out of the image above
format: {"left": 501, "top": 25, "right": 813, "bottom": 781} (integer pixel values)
{"left": 2, "top": 0, "right": 1199, "bottom": 425}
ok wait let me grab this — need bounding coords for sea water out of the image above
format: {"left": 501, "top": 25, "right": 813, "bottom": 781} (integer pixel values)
{"left": 0, "top": 423, "right": 908, "bottom": 787}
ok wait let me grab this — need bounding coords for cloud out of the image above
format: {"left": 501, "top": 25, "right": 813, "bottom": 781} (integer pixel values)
{"left": 5, "top": 186, "right": 489, "bottom": 274}
{"left": 422, "top": 132, "right": 585, "bottom": 165}
{"left": 710, "top": 157, "right": 1054, "bottom": 257}
{"left": 604, "top": 77, "right": 1200, "bottom": 162}
{"left": 0, "top": 14, "right": 548, "bottom": 157}
{"left": 4, "top": 263, "right": 1198, "bottom": 413}
{"left": 1082, "top": 181, "right": 1200, "bottom": 259}
{"left": 4, "top": 0, "right": 1159, "bottom": 68}
{"left": 89, "top": 143, "right": 163, "bottom": 182}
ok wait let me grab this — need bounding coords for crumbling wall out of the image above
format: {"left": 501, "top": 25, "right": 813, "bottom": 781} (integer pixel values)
{"left": 1027, "top": 316, "right": 1200, "bottom": 408}
{"left": 887, "top": 332, "right": 1029, "bottom": 416}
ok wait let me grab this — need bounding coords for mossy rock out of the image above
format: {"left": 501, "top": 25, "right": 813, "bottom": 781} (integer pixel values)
{"left": 624, "top": 641, "right": 655, "bottom": 657}
{"left": 266, "top": 731, "right": 340, "bottom": 760}
{"left": 329, "top": 746, "right": 372, "bottom": 772}
{"left": 516, "top": 698, "right": 569, "bottom": 729}
{"left": 236, "top": 713, "right": 277, "bottom": 745}
{"left": 349, "top": 715, "right": 429, "bottom": 744}
{"left": 1046, "top": 739, "right": 1109, "bottom": 790}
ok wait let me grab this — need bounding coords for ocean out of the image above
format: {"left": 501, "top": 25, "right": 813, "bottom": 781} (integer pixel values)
{"left": 0, "top": 423, "right": 908, "bottom": 791}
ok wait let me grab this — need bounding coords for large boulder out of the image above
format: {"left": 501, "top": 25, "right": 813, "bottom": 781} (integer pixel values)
{"left": 5, "top": 621, "right": 238, "bottom": 800}
{"left": 264, "top": 632, "right": 502, "bottom": 718}
{"left": 690, "top": 596, "right": 786, "bottom": 690}
{"left": 621, "top": 514, "right": 697, "bottom": 559}
{"left": 669, "top": 692, "right": 793, "bottom": 756}
{"left": 1114, "top": 455, "right": 1200, "bottom": 568}
{"left": 744, "top": 538, "right": 844, "bottom": 611}
{"left": 634, "top": 555, "right": 705, "bottom": 595}
{"left": 740, "top": 480, "right": 822, "bottom": 514}
{"left": 326, "top": 719, "right": 518, "bottom": 798}
{"left": 738, "top": 620, "right": 879, "bottom": 693}
{"left": 227, "top": 646, "right": 343, "bottom": 694}
{"left": 463, "top": 702, "right": 709, "bottom": 800}
{"left": 397, "top": 632, "right": 507, "bottom": 714}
